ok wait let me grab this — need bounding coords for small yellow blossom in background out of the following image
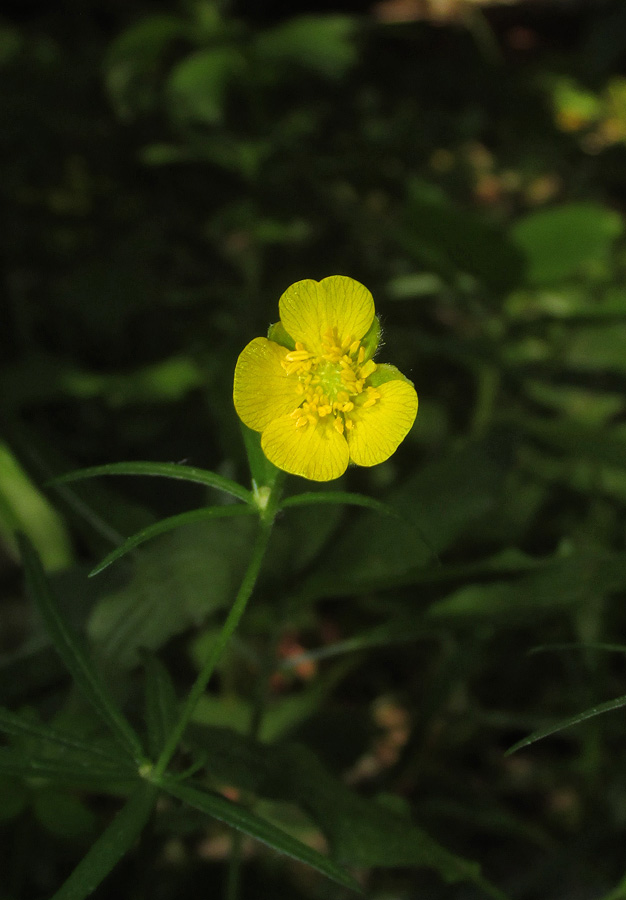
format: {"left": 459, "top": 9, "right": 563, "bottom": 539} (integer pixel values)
{"left": 233, "top": 276, "right": 418, "bottom": 481}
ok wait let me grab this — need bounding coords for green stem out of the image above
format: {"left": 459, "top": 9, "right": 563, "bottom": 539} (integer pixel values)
{"left": 153, "top": 515, "right": 275, "bottom": 778}
{"left": 225, "top": 593, "right": 283, "bottom": 900}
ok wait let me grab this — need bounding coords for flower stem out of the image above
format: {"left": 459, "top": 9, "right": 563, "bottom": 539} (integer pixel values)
{"left": 153, "top": 511, "right": 275, "bottom": 779}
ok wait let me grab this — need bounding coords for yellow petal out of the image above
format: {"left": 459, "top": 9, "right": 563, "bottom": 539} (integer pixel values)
{"left": 278, "top": 276, "right": 375, "bottom": 356}
{"left": 233, "top": 337, "right": 302, "bottom": 432}
{"left": 261, "top": 415, "right": 349, "bottom": 481}
{"left": 346, "top": 379, "right": 418, "bottom": 467}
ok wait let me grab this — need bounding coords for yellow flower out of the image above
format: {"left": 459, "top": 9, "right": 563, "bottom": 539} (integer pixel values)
{"left": 233, "top": 276, "right": 418, "bottom": 482}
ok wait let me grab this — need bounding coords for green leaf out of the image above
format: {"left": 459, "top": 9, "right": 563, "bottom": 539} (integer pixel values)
{"left": 399, "top": 179, "right": 524, "bottom": 293}
{"left": 281, "top": 490, "right": 398, "bottom": 517}
{"left": 427, "top": 552, "right": 626, "bottom": 624}
{"left": 50, "top": 782, "right": 157, "bottom": 900}
{"left": 0, "top": 747, "right": 135, "bottom": 785}
{"left": 16, "top": 534, "right": 144, "bottom": 760}
{"left": 0, "top": 776, "right": 27, "bottom": 822}
{"left": 50, "top": 461, "right": 253, "bottom": 505}
{"left": 90, "top": 504, "right": 256, "bottom": 576}
{"left": 0, "top": 441, "right": 72, "bottom": 570}
{"left": 87, "top": 516, "right": 257, "bottom": 668}
{"left": 34, "top": 790, "right": 98, "bottom": 840}
{"left": 165, "top": 47, "right": 245, "bottom": 125}
{"left": 104, "top": 15, "right": 189, "bottom": 119}
{"left": 514, "top": 415, "right": 626, "bottom": 470}
{"left": 142, "top": 655, "right": 179, "bottom": 758}
{"left": 506, "top": 693, "right": 626, "bottom": 756}
{"left": 254, "top": 15, "right": 358, "bottom": 80}
{"left": 0, "top": 706, "right": 129, "bottom": 766}
{"left": 185, "top": 728, "right": 506, "bottom": 897}
{"left": 296, "top": 437, "right": 511, "bottom": 602}
{"left": 511, "top": 202, "right": 623, "bottom": 285}
{"left": 157, "top": 776, "right": 361, "bottom": 893}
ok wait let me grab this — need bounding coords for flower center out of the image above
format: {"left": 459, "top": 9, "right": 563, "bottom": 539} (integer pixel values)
{"left": 281, "top": 327, "right": 380, "bottom": 435}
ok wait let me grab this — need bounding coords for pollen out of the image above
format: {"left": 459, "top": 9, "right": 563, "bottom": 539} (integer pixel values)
{"left": 281, "top": 331, "right": 378, "bottom": 433}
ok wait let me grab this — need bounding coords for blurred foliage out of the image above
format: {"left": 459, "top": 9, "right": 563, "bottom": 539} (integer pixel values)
{"left": 4, "top": 0, "right": 626, "bottom": 898}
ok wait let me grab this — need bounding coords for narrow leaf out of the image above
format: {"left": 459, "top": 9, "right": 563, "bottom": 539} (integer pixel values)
{"left": 50, "top": 461, "right": 253, "bottom": 505}
{"left": 0, "top": 706, "right": 129, "bottom": 766}
{"left": 159, "top": 777, "right": 360, "bottom": 893}
{"left": 506, "top": 693, "right": 626, "bottom": 756}
{"left": 90, "top": 505, "right": 256, "bottom": 576}
{"left": 50, "top": 782, "right": 157, "bottom": 900}
{"left": 17, "top": 534, "right": 144, "bottom": 761}
{"left": 281, "top": 491, "right": 398, "bottom": 516}
{"left": 142, "top": 655, "right": 179, "bottom": 758}
{"left": 0, "top": 747, "right": 136, "bottom": 785}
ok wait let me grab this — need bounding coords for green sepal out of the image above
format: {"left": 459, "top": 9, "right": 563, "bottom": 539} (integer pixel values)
{"left": 368, "top": 362, "right": 414, "bottom": 388}
{"left": 267, "top": 320, "right": 296, "bottom": 350}
{"left": 361, "top": 315, "right": 381, "bottom": 361}
{"left": 241, "top": 423, "right": 281, "bottom": 494}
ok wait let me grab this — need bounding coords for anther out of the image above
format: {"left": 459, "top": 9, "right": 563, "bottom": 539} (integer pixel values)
{"left": 360, "top": 360, "right": 377, "bottom": 379}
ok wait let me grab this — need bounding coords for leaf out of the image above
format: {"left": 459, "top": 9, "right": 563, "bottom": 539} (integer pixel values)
{"left": 50, "top": 782, "right": 157, "bottom": 900}
{"left": 34, "top": 790, "right": 98, "bottom": 840}
{"left": 515, "top": 415, "right": 626, "bottom": 470}
{"left": 506, "top": 693, "right": 626, "bottom": 756}
{"left": 165, "top": 47, "right": 245, "bottom": 125}
{"left": 0, "top": 747, "right": 135, "bottom": 785}
{"left": 104, "top": 15, "right": 189, "bottom": 119}
{"left": 16, "top": 534, "right": 144, "bottom": 761}
{"left": 0, "top": 706, "right": 129, "bottom": 766}
{"left": 0, "top": 441, "right": 72, "bottom": 570}
{"left": 87, "top": 516, "right": 257, "bottom": 668}
{"left": 142, "top": 655, "right": 179, "bottom": 758}
{"left": 185, "top": 728, "right": 506, "bottom": 897}
{"left": 398, "top": 179, "right": 524, "bottom": 293}
{"left": 281, "top": 490, "right": 398, "bottom": 517}
{"left": 157, "top": 776, "right": 361, "bottom": 893}
{"left": 511, "top": 202, "right": 623, "bottom": 285}
{"left": 50, "top": 461, "right": 253, "bottom": 505}
{"left": 90, "top": 504, "right": 256, "bottom": 576}
{"left": 296, "top": 437, "right": 511, "bottom": 602}
{"left": 427, "top": 552, "right": 626, "bottom": 624}
{"left": 0, "top": 776, "right": 27, "bottom": 822}
{"left": 254, "top": 15, "right": 358, "bottom": 80}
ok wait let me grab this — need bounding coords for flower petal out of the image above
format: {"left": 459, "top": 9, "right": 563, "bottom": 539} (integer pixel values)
{"left": 261, "top": 415, "right": 349, "bottom": 482}
{"left": 279, "top": 276, "right": 375, "bottom": 355}
{"left": 346, "top": 379, "right": 418, "bottom": 467}
{"left": 233, "top": 337, "right": 302, "bottom": 432}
